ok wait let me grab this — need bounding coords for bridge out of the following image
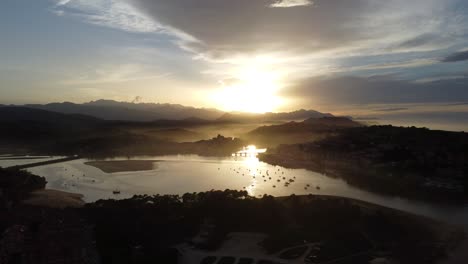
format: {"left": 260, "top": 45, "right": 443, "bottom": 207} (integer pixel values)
{"left": 7, "top": 155, "right": 81, "bottom": 170}
{"left": 233, "top": 146, "right": 267, "bottom": 157}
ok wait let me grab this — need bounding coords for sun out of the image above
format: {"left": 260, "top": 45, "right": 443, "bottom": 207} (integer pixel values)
{"left": 213, "top": 59, "right": 284, "bottom": 113}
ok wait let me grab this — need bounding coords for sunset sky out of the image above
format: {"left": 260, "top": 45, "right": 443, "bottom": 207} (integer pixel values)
{"left": 1, "top": 0, "right": 468, "bottom": 117}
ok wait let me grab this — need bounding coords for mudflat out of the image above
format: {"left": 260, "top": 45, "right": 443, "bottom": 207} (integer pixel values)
{"left": 85, "top": 160, "right": 157, "bottom": 173}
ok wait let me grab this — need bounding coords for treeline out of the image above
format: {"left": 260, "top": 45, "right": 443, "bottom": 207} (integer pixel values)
{"left": 0, "top": 168, "right": 46, "bottom": 209}
{"left": 0, "top": 180, "right": 459, "bottom": 264}
{"left": 85, "top": 190, "right": 451, "bottom": 264}
{"left": 261, "top": 125, "right": 468, "bottom": 201}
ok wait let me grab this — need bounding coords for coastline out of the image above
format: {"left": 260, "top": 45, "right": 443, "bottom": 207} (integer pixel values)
{"left": 259, "top": 153, "right": 468, "bottom": 204}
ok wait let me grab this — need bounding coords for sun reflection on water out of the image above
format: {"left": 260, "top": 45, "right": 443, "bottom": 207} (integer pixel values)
{"left": 233, "top": 145, "right": 267, "bottom": 196}
{"left": 233, "top": 145, "right": 267, "bottom": 157}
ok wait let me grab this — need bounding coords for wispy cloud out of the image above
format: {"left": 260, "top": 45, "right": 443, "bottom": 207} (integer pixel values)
{"left": 345, "top": 59, "right": 438, "bottom": 73}
{"left": 441, "top": 50, "right": 468, "bottom": 62}
{"left": 269, "top": 0, "right": 313, "bottom": 8}
{"left": 52, "top": 0, "right": 468, "bottom": 64}
{"left": 61, "top": 64, "right": 172, "bottom": 85}
{"left": 52, "top": 0, "right": 162, "bottom": 33}
{"left": 413, "top": 75, "right": 468, "bottom": 83}
{"left": 56, "top": 0, "right": 72, "bottom": 6}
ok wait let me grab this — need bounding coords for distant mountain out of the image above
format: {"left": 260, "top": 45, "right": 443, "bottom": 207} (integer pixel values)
{"left": 25, "top": 100, "right": 225, "bottom": 122}
{"left": 216, "top": 109, "right": 332, "bottom": 123}
{"left": 19, "top": 100, "right": 333, "bottom": 123}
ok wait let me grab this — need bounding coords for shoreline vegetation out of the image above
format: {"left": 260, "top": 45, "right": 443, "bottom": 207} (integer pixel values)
{"left": 259, "top": 125, "right": 468, "bottom": 203}
{"left": 22, "top": 189, "right": 85, "bottom": 209}
{"left": 0, "top": 167, "right": 465, "bottom": 264}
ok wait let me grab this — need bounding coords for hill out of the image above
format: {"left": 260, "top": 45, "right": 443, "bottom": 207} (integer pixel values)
{"left": 0, "top": 107, "right": 105, "bottom": 150}
{"left": 216, "top": 109, "right": 332, "bottom": 123}
{"left": 0, "top": 106, "right": 100, "bottom": 123}
{"left": 0, "top": 107, "right": 243, "bottom": 157}
{"left": 260, "top": 125, "right": 468, "bottom": 201}
{"left": 245, "top": 117, "right": 362, "bottom": 147}
{"left": 303, "top": 116, "right": 362, "bottom": 127}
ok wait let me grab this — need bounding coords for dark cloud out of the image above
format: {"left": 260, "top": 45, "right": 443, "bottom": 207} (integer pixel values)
{"left": 444, "top": 102, "right": 468, "bottom": 106}
{"left": 395, "top": 34, "right": 438, "bottom": 49}
{"left": 375, "top": 107, "right": 409, "bottom": 112}
{"left": 129, "top": 0, "right": 467, "bottom": 61}
{"left": 283, "top": 75, "right": 468, "bottom": 105}
{"left": 441, "top": 50, "right": 468, "bottom": 62}
{"left": 131, "top": 0, "right": 381, "bottom": 58}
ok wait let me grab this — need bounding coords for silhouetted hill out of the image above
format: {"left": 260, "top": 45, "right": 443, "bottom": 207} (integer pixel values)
{"left": 245, "top": 117, "right": 362, "bottom": 147}
{"left": 0, "top": 107, "right": 103, "bottom": 142}
{"left": 217, "top": 109, "right": 332, "bottom": 123}
{"left": 0, "top": 106, "right": 101, "bottom": 124}
{"left": 0, "top": 107, "right": 109, "bottom": 155}
{"left": 303, "top": 116, "right": 362, "bottom": 127}
{"left": 249, "top": 116, "right": 361, "bottom": 134}
{"left": 0, "top": 107, "right": 243, "bottom": 156}
{"left": 25, "top": 100, "right": 225, "bottom": 121}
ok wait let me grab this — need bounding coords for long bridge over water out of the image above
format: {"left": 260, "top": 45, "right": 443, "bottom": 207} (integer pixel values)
{"left": 7, "top": 156, "right": 81, "bottom": 170}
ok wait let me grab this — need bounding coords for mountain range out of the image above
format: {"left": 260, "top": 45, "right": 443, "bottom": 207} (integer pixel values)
{"left": 4, "top": 99, "right": 333, "bottom": 122}
{"left": 24, "top": 100, "right": 223, "bottom": 122}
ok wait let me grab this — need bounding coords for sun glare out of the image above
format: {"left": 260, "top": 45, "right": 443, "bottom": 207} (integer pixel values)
{"left": 213, "top": 58, "right": 284, "bottom": 113}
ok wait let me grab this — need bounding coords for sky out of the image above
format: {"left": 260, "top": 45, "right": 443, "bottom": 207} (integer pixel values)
{"left": 1, "top": 0, "right": 468, "bottom": 123}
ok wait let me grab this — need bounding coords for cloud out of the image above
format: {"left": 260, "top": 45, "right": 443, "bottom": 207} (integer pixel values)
{"left": 56, "top": 0, "right": 72, "bottom": 6}
{"left": 389, "top": 33, "right": 455, "bottom": 53}
{"left": 375, "top": 107, "right": 409, "bottom": 112}
{"left": 52, "top": 0, "right": 162, "bottom": 33}
{"left": 126, "top": 0, "right": 468, "bottom": 62}
{"left": 396, "top": 34, "right": 439, "bottom": 49}
{"left": 283, "top": 75, "right": 468, "bottom": 106}
{"left": 61, "top": 64, "right": 172, "bottom": 85}
{"left": 343, "top": 59, "right": 437, "bottom": 73}
{"left": 50, "top": 0, "right": 468, "bottom": 97}
{"left": 52, "top": 0, "right": 468, "bottom": 64}
{"left": 270, "top": 0, "right": 313, "bottom": 8}
{"left": 413, "top": 75, "right": 468, "bottom": 83}
{"left": 442, "top": 50, "right": 468, "bottom": 62}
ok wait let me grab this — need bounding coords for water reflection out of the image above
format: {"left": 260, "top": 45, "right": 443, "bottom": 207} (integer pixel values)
{"left": 19, "top": 154, "right": 468, "bottom": 229}
{"left": 233, "top": 145, "right": 267, "bottom": 157}
{"left": 232, "top": 145, "right": 267, "bottom": 196}
{"left": 244, "top": 155, "right": 260, "bottom": 196}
